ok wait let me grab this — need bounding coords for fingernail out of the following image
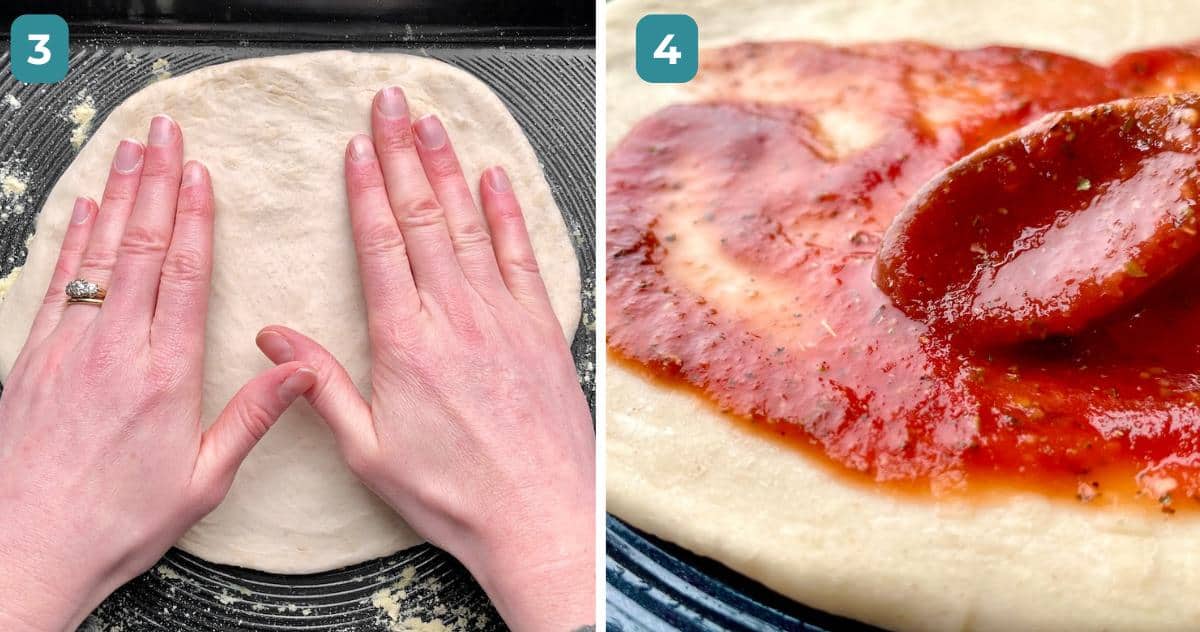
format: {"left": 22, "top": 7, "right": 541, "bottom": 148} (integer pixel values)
{"left": 413, "top": 115, "right": 447, "bottom": 150}
{"left": 149, "top": 114, "right": 174, "bottom": 146}
{"left": 349, "top": 135, "right": 374, "bottom": 163}
{"left": 377, "top": 87, "right": 408, "bottom": 119}
{"left": 71, "top": 197, "right": 92, "bottom": 224}
{"left": 486, "top": 167, "right": 511, "bottom": 193}
{"left": 182, "top": 161, "right": 205, "bottom": 186}
{"left": 278, "top": 368, "right": 316, "bottom": 402}
{"left": 256, "top": 330, "right": 295, "bottom": 363}
{"left": 113, "top": 139, "right": 143, "bottom": 173}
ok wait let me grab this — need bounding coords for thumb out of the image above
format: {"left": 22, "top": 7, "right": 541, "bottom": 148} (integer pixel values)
{"left": 191, "top": 361, "right": 315, "bottom": 503}
{"left": 254, "top": 326, "right": 378, "bottom": 461}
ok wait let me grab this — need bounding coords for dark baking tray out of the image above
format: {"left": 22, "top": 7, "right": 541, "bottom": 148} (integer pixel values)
{"left": 607, "top": 517, "right": 886, "bottom": 632}
{"left": 0, "top": 16, "right": 594, "bottom": 632}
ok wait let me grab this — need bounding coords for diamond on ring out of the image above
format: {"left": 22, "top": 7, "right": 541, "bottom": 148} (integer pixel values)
{"left": 65, "top": 279, "right": 105, "bottom": 300}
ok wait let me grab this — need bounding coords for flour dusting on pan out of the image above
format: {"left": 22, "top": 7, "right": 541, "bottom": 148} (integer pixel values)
{"left": 67, "top": 91, "right": 97, "bottom": 150}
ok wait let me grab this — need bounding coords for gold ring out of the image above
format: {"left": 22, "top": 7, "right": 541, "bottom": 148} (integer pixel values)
{"left": 65, "top": 279, "right": 106, "bottom": 304}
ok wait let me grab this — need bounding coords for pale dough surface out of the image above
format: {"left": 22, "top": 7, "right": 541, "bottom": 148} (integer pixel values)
{"left": 0, "top": 51, "right": 580, "bottom": 573}
{"left": 606, "top": 1, "right": 1200, "bottom": 630}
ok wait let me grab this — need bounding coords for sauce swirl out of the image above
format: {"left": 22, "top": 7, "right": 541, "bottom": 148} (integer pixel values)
{"left": 607, "top": 42, "right": 1200, "bottom": 507}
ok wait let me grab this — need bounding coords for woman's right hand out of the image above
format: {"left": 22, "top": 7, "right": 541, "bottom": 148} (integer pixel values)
{"left": 253, "top": 87, "right": 595, "bottom": 631}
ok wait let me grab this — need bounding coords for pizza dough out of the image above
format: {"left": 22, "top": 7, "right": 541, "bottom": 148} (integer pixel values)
{"left": 606, "top": 1, "right": 1200, "bottom": 630}
{"left": 0, "top": 51, "right": 580, "bottom": 573}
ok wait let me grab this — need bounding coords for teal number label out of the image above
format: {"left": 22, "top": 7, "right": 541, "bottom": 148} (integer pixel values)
{"left": 10, "top": 14, "right": 69, "bottom": 84}
{"left": 636, "top": 14, "right": 698, "bottom": 84}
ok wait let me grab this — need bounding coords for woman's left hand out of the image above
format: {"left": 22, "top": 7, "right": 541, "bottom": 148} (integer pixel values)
{"left": 0, "top": 116, "right": 315, "bottom": 631}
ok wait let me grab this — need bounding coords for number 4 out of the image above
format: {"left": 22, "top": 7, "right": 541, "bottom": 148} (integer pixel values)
{"left": 27, "top": 33, "right": 52, "bottom": 66}
{"left": 653, "top": 33, "right": 682, "bottom": 65}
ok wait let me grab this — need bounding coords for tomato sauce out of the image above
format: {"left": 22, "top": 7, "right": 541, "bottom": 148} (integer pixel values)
{"left": 606, "top": 41, "right": 1200, "bottom": 508}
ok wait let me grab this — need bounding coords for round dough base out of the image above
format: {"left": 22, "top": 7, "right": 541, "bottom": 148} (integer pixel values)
{"left": 605, "top": 1, "right": 1200, "bottom": 630}
{"left": 0, "top": 51, "right": 580, "bottom": 573}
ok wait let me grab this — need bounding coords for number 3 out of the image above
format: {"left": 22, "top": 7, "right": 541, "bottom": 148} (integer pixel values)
{"left": 27, "top": 33, "right": 52, "bottom": 66}
{"left": 653, "top": 33, "right": 682, "bottom": 65}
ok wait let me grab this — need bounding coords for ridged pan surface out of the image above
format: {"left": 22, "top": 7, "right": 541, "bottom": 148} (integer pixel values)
{"left": 0, "top": 39, "right": 595, "bottom": 632}
{"left": 606, "top": 517, "right": 886, "bottom": 631}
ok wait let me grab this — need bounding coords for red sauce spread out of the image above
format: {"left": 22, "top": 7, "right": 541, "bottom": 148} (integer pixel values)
{"left": 606, "top": 41, "right": 1200, "bottom": 507}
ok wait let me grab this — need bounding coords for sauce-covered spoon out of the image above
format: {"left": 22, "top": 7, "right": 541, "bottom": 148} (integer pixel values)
{"left": 876, "top": 93, "right": 1200, "bottom": 345}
